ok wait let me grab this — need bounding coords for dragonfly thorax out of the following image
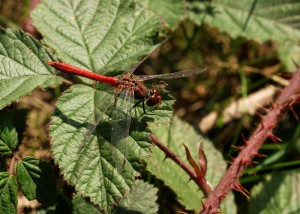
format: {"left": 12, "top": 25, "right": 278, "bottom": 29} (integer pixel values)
{"left": 118, "top": 76, "right": 162, "bottom": 106}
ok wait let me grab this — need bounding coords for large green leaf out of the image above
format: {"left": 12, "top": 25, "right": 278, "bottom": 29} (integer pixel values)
{"left": 0, "top": 172, "right": 18, "bottom": 214}
{"left": 50, "top": 84, "right": 172, "bottom": 213}
{"left": 248, "top": 170, "right": 300, "bottom": 214}
{"left": 32, "top": 0, "right": 172, "bottom": 212}
{"left": 0, "top": 29, "right": 62, "bottom": 109}
{"left": 136, "top": 0, "right": 185, "bottom": 29}
{"left": 188, "top": 0, "right": 300, "bottom": 43}
{"left": 16, "top": 156, "right": 56, "bottom": 204}
{"left": 112, "top": 180, "right": 159, "bottom": 213}
{"left": 277, "top": 41, "right": 300, "bottom": 72}
{"left": 72, "top": 194, "right": 101, "bottom": 214}
{"left": 146, "top": 116, "right": 236, "bottom": 212}
{"left": 32, "top": 0, "right": 161, "bottom": 75}
{"left": 72, "top": 180, "right": 159, "bottom": 214}
{"left": 188, "top": 1, "right": 300, "bottom": 71}
{"left": 0, "top": 113, "right": 18, "bottom": 157}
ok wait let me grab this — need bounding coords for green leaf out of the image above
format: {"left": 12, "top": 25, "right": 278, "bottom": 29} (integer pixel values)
{"left": 50, "top": 84, "right": 172, "bottom": 212}
{"left": 188, "top": 0, "right": 300, "bottom": 43}
{"left": 32, "top": 1, "right": 173, "bottom": 212}
{"left": 72, "top": 180, "right": 159, "bottom": 214}
{"left": 146, "top": 116, "right": 236, "bottom": 212}
{"left": 277, "top": 42, "right": 300, "bottom": 72}
{"left": 0, "top": 113, "right": 18, "bottom": 157}
{"left": 248, "top": 170, "right": 300, "bottom": 214}
{"left": 16, "top": 156, "right": 56, "bottom": 204}
{"left": 112, "top": 180, "right": 159, "bottom": 214}
{"left": 0, "top": 172, "right": 18, "bottom": 214}
{"left": 136, "top": 0, "right": 185, "bottom": 29}
{"left": 0, "top": 29, "right": 62, "bottom": 109}
{"left": 72, "top": 194, "right": 100, "bottom": 214}
{"left": 32, "top": 0, "right": 161, "bottom": 75}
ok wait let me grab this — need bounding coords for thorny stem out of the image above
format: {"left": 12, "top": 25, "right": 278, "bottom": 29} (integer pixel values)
{"left": 150, "top": 134, "right": 212, "bottom": 197}
{"left": 8, "top": 155, "right": 21, "bottom": 175}
{"left": 200, "top": 68, "right": 300, "bottom": 214}
{"left": 8, "top": 155, "right": 16, "bottom": 175}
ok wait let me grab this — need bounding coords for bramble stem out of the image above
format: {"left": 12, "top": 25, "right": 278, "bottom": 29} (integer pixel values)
{"left": 150, "top": 134, "right": 212, "bottom": 197}
{"left": 200, "top": 67, "right": 300, "bottom": 214}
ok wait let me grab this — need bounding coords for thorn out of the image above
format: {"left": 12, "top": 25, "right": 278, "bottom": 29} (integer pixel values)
{"left": 278, "top": 72, "right": 293, "bottom": 78}
{"left": 162, "top": 155, "right": 169, "bottom": 163}
{"left": 275, "top": 87, "right": 284, "bottom": 94}
{"left": 232, "top": 183, "right": 250, "bottom": 199}
{"left": 231, "top": 145, "right": 245, "bottom": 150}
{"left": 258, "top": 120, "right": 265, "bottom": 132}
{"left": 267, "top": 132, "right": 282, "bottom": 143}
{"left": 241, "top": 133, "right": 249, "bottom": 146}
{"left": 255, "top": 103, "right": 269, "bottom": 113}
{"left": 292, "top": 58, "right": 299, "bottom": 68}
{"left": 227, "top": 160, "right": 232, "bottom": 164}
{"left": 269, "top": 101, "right": 276, "bottom": 109}
{"left": 256, "top": 112, "right": 271, "bottom": 130}
{"left": 229, "top": 155, "right": 235, "bottom": 162}
{"left": 289, "top": 106, "right": 299, "bottom": 121}
{"left": 201, "top": 199, "right": 205, "bottom": 207}
{"left": 241, "top": 159, "right": 252, "bottom": 167}
{"left": 251, "top": 152, "right": 267, "bottom": 158}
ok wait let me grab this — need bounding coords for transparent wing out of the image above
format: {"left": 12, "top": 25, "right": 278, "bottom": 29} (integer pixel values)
{"left": 138, "top": 67, "right": 207, "bottom": 81}
{"left": 110, "top": 88, "right": 134, "bottom": 172}
{"left": 127, "top": 36, "right": 171, "bottom": 75}
{"left": 77, "top": 88, "right": 120, "bottom": 153}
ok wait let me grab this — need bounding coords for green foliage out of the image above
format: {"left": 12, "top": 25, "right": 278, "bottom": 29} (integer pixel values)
{"left": 188, "top": 0, "right": 300, "bottom": 42}
{"left": 31, "top": 0, "right": 161, "bottom": 76}
{"left": 72, "top": 194, "right": 101, "bottom": 214}
{"left": 0, "top": 0, "right": 299, "bottom": 213}
{"left": 72, "top": 180, "right": 158, "bottom": 214}
{"left": 16, "top": 157, "right": 56, "bottom": 204}
{"left": 31, "top": 0, "right": 172, "bottom": 212}
{"left": 0, "top": 115, "right": 18, "bottom": 157}
{"left": 248, "top": 170, "right": 300, "bottom": 214}
{"left": 136, "top": 0, "right": 185, "bottom": 29}
{"left": 49, "top": 84, "right": 169, "bottom": 212}
{"left": 0, "top": 172, "right": 18, "bottom": 214}
{"left": 188, "top": 0, "right": 300, "bottom": 71}
{"left": 112, "top": 180, "right": 159, "bottom": 213}
{"left": 0, "top": 29, "right": 62, "bottom": 109}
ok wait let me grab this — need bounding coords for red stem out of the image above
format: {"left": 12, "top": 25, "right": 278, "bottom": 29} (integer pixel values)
{"left": 200, "top": 68, "right": 300, "bottom": 214}
{"left": 150, "top": 134, "right": 212, "bottom": 197}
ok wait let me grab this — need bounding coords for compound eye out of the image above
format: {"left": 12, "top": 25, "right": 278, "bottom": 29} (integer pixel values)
{"left": 146, "top": 89, "right": 162, "bottom": 106}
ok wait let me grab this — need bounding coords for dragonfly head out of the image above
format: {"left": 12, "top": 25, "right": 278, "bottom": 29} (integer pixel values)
{"left": 146, "top": 89, "right": 162, "bottom": 106}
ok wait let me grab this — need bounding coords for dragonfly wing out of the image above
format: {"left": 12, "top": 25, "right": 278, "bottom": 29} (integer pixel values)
{"left": 127, "top": 36, "right": 171, "bottom": 75}
{"left": 77, "top": 88, "right": 118, "bottom": 153}
{"left": 138, "top": 67, "right": 207, "bottom": 81}
{"left": 110, "top": 87, "right": 135, "bottom": 172}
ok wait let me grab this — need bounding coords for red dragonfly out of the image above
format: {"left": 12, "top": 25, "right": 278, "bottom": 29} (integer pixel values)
{"left": 48, "top": 61, "right": 206, "bottom": 153}
{"left": 48, "top": 61, "right": 206, "bottom": 110}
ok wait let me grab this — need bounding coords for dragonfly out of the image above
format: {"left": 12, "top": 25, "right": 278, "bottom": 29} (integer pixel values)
{"left": 48, "top": 61, "right": 206, "bottom": 159}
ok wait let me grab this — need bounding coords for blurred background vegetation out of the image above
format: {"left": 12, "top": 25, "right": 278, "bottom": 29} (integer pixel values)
{"left": 1, "top": 0, "right": 300, "bottom": 213}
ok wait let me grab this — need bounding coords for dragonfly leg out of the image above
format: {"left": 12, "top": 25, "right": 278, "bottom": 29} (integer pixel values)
{"left": 131, "top": 100, "right": 143, "bottom": 112}
{"left": 142, "top": 100, "right": 147, "bottom": 114}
